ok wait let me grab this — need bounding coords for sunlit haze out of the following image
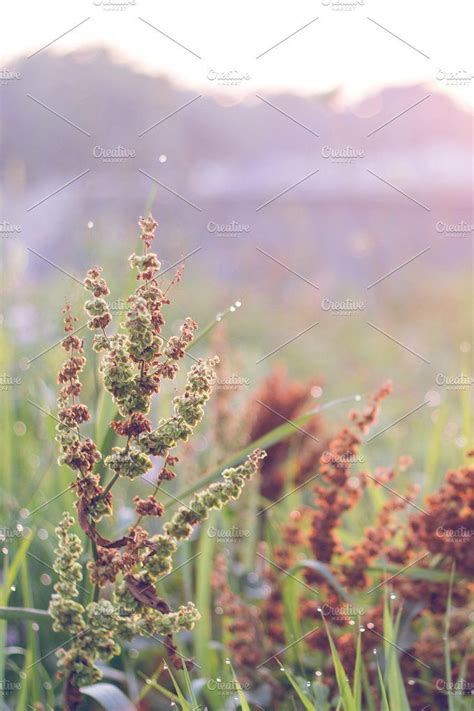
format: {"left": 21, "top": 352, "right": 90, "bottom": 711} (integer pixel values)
{"left": 2, "top": 0, "right": 474, "bottom": 108}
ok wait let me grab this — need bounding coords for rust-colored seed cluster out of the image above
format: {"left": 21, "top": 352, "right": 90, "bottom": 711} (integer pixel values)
{"left": 212, "top": 553, "right": 264, "bottom": 673}
{"left": 251, "top": 383, "right": 473, "bottom": 709}
{"left": 246, "top": 366, "right": 324, "bottom": 500}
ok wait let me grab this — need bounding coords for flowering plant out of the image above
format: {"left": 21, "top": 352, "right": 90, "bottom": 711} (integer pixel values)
{"left": 50, "top": 215, "right": 265, "bottom": 709}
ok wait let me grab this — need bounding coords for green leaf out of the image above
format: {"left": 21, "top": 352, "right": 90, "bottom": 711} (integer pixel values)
{"left": 382, "top": 593, "right": 410, "bottom": 711}
{"left": 195, "top": 511, "right": 218, "bottom": 679}
{"left": 80, "top": 683, "right": 135, "bottom": 710}
{"left": 172, "top": 394, "right": 361, "bottom": 505}
{"left": 323, "top": 620, "right": 356, "bottom": 711}
{"left": 280, "top": 665, "right": 317, "bottom": 710}
{"left": 368, "top": 563, "right": 469, "bottom": 583}
{"left": 444, "top": 564, "right": 455, "bottom": 711}
{"left": 0, "top": 606, "right": 50, "bottom": 622}
{"left": 166, "top": 666, "right": 192, "bottom": 710}
{"left": 291, "top": 560, "right": 351, "bottom": 602}
{"left": 376, "top": 664, "right": 390, "bottom": 711}
{"left": 353, "top": 633, "right": 362, "bottom": 711}
{"left": 229, "top": 662, "right": 251, "bottom": 711}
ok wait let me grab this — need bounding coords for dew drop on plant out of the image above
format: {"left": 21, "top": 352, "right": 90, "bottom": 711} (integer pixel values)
{"left": 159, "top": 154, "right": 167, "bottom": 163}
{"left": 279, "top": 667, "right": 285, "bottom": 672}
{"left": 16, "top": 524, "right": 23, "bottom": 533}
{"left": 10, "top": 585, "right": 15, "bottom": 592}
{"left": 355, "top": 394, "right": 362, "bottom": 401}
{"left": 38, "top": 528, "right": 48, "bottom": 540}
{"left": 19, "top": 508, "right": 29, "bottom": 519}
{"left": 315, "top": 671, "right": 322, "bottom": 677}
{"left": 216, "top": 678, "right": 221, "bottom": 682}
{"left": 359, "top": 627, "right": 365, "bottom": 632}
{"left": 225, "top": 659, "right": 230, "bottom": 665}
{"left": 20, "top": 672, "right": 26, "bottom": 680}
{"left": 349, "top": 620, "right": 355, "bottom": 625}
{"left": 367, "top": 622, "right": 374, "bottom": 629}
{"left": 234, "top": 300, "right": 241, "bottom": 308}
{"left": 306, "top": 681, "right": 311, "bottom": 687}
{"left": 44, "top": 681, "right": 51, "bottom": 690}
{"left": 40, "top": 574, "right": 51, "bottom": 586}
{"left": 146, "top": 678, "right": 152, "bottom": 685}
{"left": 87, "top": 221, "right": 94, "bottom": 229}
{"left": 14, "top": 421, "right": 26, "bottom": 436}
{"left": 32, "top": 623, "right": 39, "bottom": 631}
{"left": 408, "top": 679, "right": 415, "bottom": 685}
{"left": 390, "top": 594, "right": 396, "bottom": 600}
{"left": 2, "top": 548, "right": 8, "bottom": 555}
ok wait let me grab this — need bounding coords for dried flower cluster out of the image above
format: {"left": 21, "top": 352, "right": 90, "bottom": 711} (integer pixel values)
{"left": 246, "top": 366, "right": 325, "bottom": 500}
{"left": 51, "top": 214, "right": 266, "bottom": 710}
{"left": 254, "top": 385, "right": 473, "bottom": 709}
{"left": 212, "top": 553, "right": 264, "bottom": 675}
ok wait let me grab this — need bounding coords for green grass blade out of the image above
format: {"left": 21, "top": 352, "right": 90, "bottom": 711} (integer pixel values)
{"left": 322, "top": 620, "right": 356, "bottom": 711}
{"left": 195, "top": 511, "right": 217, "bottom": 679}
{"left": 353, "top": 632, "right": 362, "bottom": 711}
{"left": 382, "top": 593, "right": 410, "bottom": 711}
{"left": 229, "top": 662, "right": 251, "bottom": 711}
{"left": 376, "top": 664, "right": 390, "bottom": 711}
{"left": 166, "top": 666, "right": 192, "bottom": 710}
{"left": 444, "top": 564, "right": 455, "bottom": 711}
{"left": 280, "top": 663, "right": 317, "bottom": 710}
{"left": 172, "top": 394, "right": 361, "bottom": 504}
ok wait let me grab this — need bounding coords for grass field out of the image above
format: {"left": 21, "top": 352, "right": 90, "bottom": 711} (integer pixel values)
{"left": 0, "top": 204, "right": 472, "bottom": 711}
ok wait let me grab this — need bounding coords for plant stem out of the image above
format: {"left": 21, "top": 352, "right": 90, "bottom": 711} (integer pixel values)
{"left": 91, "top": 540, "right": 100, "bottom": 603}
{"left": 0, "top": 606, "right": 50, "bottom": 622}
{"left": 102, "top": 471, "right": 119, "bottom": 497}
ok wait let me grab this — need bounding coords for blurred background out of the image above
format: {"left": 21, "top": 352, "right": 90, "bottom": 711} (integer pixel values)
{"left": 0, "top": 1, "right": 472, "bottom": 707}
{"left": 1, "top": 0, "right": 472, "bottom": 453}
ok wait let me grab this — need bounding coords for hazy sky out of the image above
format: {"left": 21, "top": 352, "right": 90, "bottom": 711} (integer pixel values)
{"left": 2, "top": 0, "right": 473, "bottom": 107}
